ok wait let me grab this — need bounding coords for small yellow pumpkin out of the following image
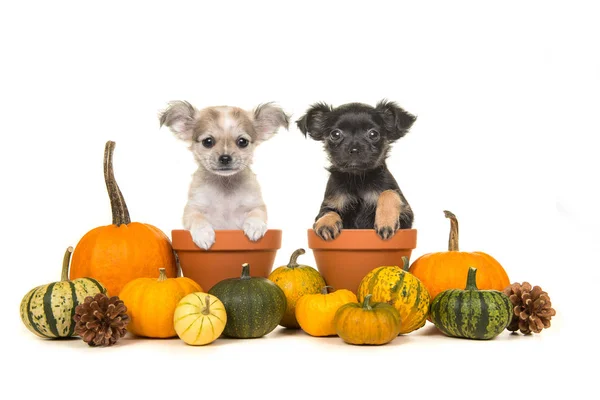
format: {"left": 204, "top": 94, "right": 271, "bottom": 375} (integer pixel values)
{"left": 268, "top": 248, "right": 326, "bottom": 328}
{"left": 334, "top": 294, "right": 402, "bottom": 345}
{"left": 119, "top": 268, "right": 202, "bottom": 338}
{"left": 174, "top": 292, "right": 227, "bottom": 345}
{"left": 295, "top": 286, "right": 357, "bottom": 337}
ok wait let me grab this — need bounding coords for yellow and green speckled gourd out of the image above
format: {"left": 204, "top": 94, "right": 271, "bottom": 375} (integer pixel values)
{"left": 357, "top": 256, "right": 430, "bottom": 334}
{"left": 20, "top": 247, "right": 107, "bottom": 339}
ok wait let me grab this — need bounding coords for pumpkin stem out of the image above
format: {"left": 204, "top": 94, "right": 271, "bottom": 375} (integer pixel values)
{"left": 362, "top": 294, "right": 373, "bottom": 310}
{"left": 157, "top": 268, "right": 168, "bottom": 282}
{"left": 401, "top": 256, "right": 410, "bottom": 272}
{"left": 287, "top": 248, "right": 306, "bottom": 269}
{"left": 241, "top": 263, "right": 251, "bottom": 280}
{"left": 465, "top": 267, "right": 479, "bottom": 291}
{"left": 444, "top": 210, "right": 459, "bottom": 251}
{"left": 61, "top": 246, "right": 74, "bottom": 281}
{"left": 202, "top": 295, "right": 211, "bottom": 315}
{"left": 104, "top": 141, "right": 131, "bottom": 226}
{"left": 320, "top": 286, "right": 334, "bottom": 294}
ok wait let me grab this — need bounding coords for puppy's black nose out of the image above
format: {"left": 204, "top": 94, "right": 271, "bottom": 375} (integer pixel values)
{"left": 349, "top": 147, "right": 360, "bottom": 155}
{"left": 219, "top": 155, "right": 232, "bottom": 165}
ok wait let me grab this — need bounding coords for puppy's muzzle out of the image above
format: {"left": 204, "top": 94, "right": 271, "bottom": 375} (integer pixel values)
{"left": 219, "top": 155, "right": 232, "bottom": 165}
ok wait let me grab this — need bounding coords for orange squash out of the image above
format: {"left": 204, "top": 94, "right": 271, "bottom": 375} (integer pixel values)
{"left": 119, "top": 268, "right": 202, "bottom": 338}
{"left": 334, "top": 294, "right": 402, "bottom": 345}
{"left": 69, "top": 141, "right": 178, "bottom": 296}
{"left": 408, "top": 210, "right": 510, "bottom": 302}
{"left": 295, "top": 286, "right": 357, "bottom": 337}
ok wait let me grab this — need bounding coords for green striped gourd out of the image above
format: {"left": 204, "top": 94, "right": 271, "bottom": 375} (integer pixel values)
{"left": 208, "top": 263, "right": 286, "bottom": 338}
{"left": 20, "top": 247, "right": 107, "bottom": 339}
{"left": 430, "top": 267, "right": 512, "bottom": 340}
{"left": 357, "top": 256, "right": 430, "bottom": 334}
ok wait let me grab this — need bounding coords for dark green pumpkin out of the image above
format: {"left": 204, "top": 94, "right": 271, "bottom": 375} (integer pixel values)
{"left": 430, "top": 267, "right": 512, "bottom": 340}
{"left": 208, "top": 263, "right": 286, "bottom": 338}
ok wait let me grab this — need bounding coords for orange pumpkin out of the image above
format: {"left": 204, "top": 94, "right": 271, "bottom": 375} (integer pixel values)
{"left": 295, "top": 286, "right": 357, "bottom": 337}
{"left": 69, "top": 141, "right": 178, "bottom": 296}
{"left": 334, "top": 294, "right": 402, "bottom": 345}
{"left": 408, "top": 210, "right": 510, "bottom": 302}
{"left": 119, "top": 268, "right": 202, "bottom": 338}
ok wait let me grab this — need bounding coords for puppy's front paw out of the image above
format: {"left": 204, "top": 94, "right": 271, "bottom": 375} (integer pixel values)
{"left": 314, "top": 212, "right": 343, "bottom": 241}
{"left": 374, "top": 220, "right": 400, "bottom": 240}
{"left": 374, "top": 190, "right": 402, "bottom": 240}
{"left": 191, "top": 225, "right": 216, "bottom": 250}
{"left": 243, "top": 217, "right": 268, "bottom": 241}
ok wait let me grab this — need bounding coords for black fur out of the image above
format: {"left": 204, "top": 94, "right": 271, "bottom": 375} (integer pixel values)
{"left": 297, "top": 100, "right": 416, "bottom": 238}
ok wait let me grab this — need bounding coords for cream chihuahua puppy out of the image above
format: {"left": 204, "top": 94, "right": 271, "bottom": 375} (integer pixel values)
{"left": 160, "top": 101, "right": 289, "bottom": 249}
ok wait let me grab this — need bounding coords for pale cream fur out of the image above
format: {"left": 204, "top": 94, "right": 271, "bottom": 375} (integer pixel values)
{"left": 159, "top": 101, "right": 288, "bottom": 249}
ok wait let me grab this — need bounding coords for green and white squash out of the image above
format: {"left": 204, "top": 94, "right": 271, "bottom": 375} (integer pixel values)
{"left": 208, "top": 263, "right": 286, "bottom": 338}
{"left": 20, "top": 247, "right": 107, "bottom": 338}
{"left": 430, "top": 267, "right": 512, "bottom": 340}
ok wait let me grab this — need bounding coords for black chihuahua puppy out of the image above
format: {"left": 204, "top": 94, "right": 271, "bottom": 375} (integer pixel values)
{"left": 296, "top": 100, "right": 416, "bottom": 241}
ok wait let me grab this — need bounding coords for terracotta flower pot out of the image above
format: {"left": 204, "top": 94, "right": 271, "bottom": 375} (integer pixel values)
{"left": 307, "top": 229, "right": 418, "bottom": 294}
{"left": 172, "top": 230, "right": 282, "bottom": 291}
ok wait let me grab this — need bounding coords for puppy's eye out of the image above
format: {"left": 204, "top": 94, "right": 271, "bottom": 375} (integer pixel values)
{"left": 237, "top": 138, "right": 249, "bottom": 148}
{"left": 329, "top": 130, "right": 342, "bottom": 141}
{"left": 368, "top": 130, "right": 380, "bottom": 141}
{"left": 201, "top": 137, "right": 215, "bottom": 148}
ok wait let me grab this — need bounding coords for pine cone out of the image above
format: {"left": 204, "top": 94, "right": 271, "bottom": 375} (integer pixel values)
{"left": 73, "top": 293, "right": 129, "bottom": 346}
{"left": 503, "top": 282, "right": 556, "bottom": 335}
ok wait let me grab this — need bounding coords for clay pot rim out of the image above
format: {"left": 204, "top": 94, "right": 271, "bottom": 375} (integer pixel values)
{"left": 307, "top": 228, "right": 417, "bottom": 250}
{"left": 172, "top": 229, "right": 282, "bottom": 251}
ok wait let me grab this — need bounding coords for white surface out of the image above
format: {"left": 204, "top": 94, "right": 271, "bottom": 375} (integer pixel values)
{"left": 0, "top": 1, "right": 596, "bottom": 398}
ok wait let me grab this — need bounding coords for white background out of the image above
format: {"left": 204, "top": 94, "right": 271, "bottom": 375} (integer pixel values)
{"left": 1, "top": 1, "right": 597, "bottom": 398}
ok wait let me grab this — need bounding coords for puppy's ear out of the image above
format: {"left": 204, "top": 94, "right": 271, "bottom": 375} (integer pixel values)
{"left": 159, "top": 101, "right": 197, "bottom": 141}
{"left": 375, "top": 99, "right": 417, "bottom": 141}
{"left": 296, "top": 102, "right": 332, "bottom": 140}
{"left": 253, "top": 103, "right": 290, "bottom": 143}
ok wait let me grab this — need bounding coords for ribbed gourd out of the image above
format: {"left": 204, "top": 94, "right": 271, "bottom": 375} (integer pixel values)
{"left": 20, "top": 247, "right": 107, "bottom": 339}
{"left": 429, "top": 267, "right": 513, "bottom": 340}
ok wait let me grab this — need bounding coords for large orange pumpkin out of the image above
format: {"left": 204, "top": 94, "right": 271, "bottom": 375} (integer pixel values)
{"left": 408, "top": 210, "right": 510, "bottom": 302}
{"left": 69, "top": 141, "right": 177, "bottom": 296}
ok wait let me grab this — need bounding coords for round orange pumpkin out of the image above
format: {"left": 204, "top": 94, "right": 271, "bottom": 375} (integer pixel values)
{"left": 69, "top": 141, "right": 178, "bottom": 296}
{"left": 334, "top": 294, "right": 402, "bottom": 345}
{"left": 295, "top": 286, "right": 357, "bottom": 337}
{"left": 408, "top": 210, "right": 510, "bottom": 302}
{"left": 119, "top": 268, "right": 202, "bottom": 338}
